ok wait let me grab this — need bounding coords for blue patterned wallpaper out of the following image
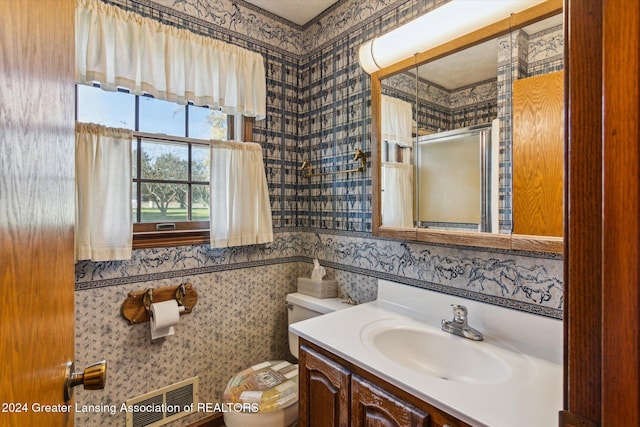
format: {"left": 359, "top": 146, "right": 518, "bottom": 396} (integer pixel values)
{"left": 383, "top": 72, "right": 498, "bottom": 132}
{"left": 74, "top": 1, "right": 564, "bottom": 425}
{"left": 76, "top": 231, "right": 562, "bottom": 317}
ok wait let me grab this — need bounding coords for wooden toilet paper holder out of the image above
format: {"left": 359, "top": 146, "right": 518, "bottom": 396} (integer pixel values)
{"left": 120, "top": 283, "right": 198, "bottom": 325}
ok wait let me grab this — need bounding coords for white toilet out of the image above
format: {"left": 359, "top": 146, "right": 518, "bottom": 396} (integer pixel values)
{"left": 222, "top": 293, "right": 348, "bottom": 427}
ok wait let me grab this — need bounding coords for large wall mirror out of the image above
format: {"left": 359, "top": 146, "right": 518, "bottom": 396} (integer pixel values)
{"left": 371, "top": 0, "right": 564, "bottom": 253}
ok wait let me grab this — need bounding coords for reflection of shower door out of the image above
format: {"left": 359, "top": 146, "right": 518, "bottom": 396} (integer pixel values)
{"left": 416, "top": 124, "right": 492, "bottom": 232}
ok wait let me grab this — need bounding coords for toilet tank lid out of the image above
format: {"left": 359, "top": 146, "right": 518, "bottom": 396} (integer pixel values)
{"left": 286, "top": 293, "right": 348, "bottom": 314}
{"left": 223, "top": 360, "right": 298, "bottom": 413}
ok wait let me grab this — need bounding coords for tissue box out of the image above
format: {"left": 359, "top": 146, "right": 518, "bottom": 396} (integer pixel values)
{"left": 297, "top": 277, "right": 338, "bottom": 299}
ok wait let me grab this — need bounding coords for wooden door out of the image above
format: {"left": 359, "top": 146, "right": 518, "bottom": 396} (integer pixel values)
{"left": 298, "top": 343, "right": 351, "bottom": 427}
{"left": 351, "top": 376, "right": 429, "bottom": 427}
{"left": 512, "top": 71, "right": 564, "bottom": 237}
{"left": 0, "top": 1, "right": 76, "bottom": 426}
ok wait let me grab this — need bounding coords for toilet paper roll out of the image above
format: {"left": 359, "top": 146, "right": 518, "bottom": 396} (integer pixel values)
{"left": 150, "top": 300, "right": 185, "bottom": 340}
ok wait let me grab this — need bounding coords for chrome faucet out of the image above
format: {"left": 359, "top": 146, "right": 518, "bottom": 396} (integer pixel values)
{"left": 441, "top": 304, "right": 483, "bottom": 341}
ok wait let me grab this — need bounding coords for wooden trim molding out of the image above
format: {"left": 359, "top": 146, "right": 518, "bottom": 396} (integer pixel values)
{"left": 133, "top": 230, "right": 209, "bottom": 249}
{"left": 601, "top": 0, "right": 640, "bottom": 425}
{"left": 133, "top": 221, "right": 209, "bottom": 249}
{"left": 564, "top": 0, "right": 640, "bottom": 425}
{"left": 559, "top": 410, "right": 599, "bottom": 427}
{"left": 243, "top": 116, "right": 254, "bottom": 142}
{"left": 370, "top": 74, "right": 383, "bottom": 234}
{"left": 563, "top": 0, "right": 603, "bottom": 423}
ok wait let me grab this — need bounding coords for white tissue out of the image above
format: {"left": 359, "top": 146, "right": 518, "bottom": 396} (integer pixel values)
{"left": 310, "top": 259, "right": 326, "bottom": 281}
{"left": 150, "top": 300, "right": 185, "bottom": 340}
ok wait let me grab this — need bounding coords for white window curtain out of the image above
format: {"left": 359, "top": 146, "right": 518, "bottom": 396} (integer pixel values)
{"left": 210, "top": 141, "right": 273, "bottom": 248}
{"left": 75, "top": 0, "right": 266, "bottom": 119}
{"left": 75, "top": 123, "right": 133, "bottom": 261}
{"left": 381, "top": 162, "right": 414, "bottom": 228}
{"left": 381, "top": 94, "right": 414, "bottom": 147}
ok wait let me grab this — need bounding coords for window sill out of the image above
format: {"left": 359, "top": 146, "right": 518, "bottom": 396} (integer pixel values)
{"left": 133, "top": 229, "right": 210, "bottom": 249}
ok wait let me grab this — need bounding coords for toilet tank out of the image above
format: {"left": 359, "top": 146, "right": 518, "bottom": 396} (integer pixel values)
{"left": 286, "top": 293, "right": 348, "bottom": 359}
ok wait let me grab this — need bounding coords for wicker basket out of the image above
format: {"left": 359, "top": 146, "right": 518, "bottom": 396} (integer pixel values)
{"left": 296, "top": 277, "right": 338, "bottom": 298}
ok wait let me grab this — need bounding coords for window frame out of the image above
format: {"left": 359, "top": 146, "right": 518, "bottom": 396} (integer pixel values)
{"left": 75, "top": 84, "right": 255, "bottom": 249}
{"left": 132, "top": 132, "right": 212, "bottom": 248}
{"left": 132, "top": 117, "right": 254, "bottom": 249}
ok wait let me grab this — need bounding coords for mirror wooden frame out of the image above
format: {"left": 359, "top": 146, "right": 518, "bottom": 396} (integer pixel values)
{"left": 371, "top": 0, "right": 564, "bottom": 254}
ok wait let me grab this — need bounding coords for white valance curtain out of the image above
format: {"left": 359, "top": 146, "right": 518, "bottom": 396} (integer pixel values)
{"left": 381, "top": 162, "right": 414, "bottom": 228}
{"left": 381, "top": 94, "right": 414, "bottom": 147}
{"left": 75, "top": 0, "right": 266, "bottom": 119}
{"left": 75, "top": 123, "right": 133, "bottom": 261}
{"left": 209, "top": 141, "right": 273, "bottom": 248}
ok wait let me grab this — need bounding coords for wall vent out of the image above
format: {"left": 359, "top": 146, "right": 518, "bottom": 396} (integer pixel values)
{"left": 125, "top": 377, "right": 198, "bottom": 427}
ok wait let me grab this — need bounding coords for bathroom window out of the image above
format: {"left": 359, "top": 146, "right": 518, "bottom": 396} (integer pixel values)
{"left": 76, "top": 84, "right": 254, "bottom": 248}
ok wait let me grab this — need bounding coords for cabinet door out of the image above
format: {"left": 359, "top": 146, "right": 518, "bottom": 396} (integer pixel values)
{"left": 299, "top": 345, "right": 351, "bottom": 427}
{"left": 512, "top": 70, "right": 564, "bottom": 237}
{"left": 351, "top": 375, "right": 430, "bottom": 427}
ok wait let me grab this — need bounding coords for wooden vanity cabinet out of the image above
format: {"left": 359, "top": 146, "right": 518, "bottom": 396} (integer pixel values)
{"left": 298, "top": 340, "right": 470, "bottom": 427}
{"left": 351, "top": 375, "right": 429, "bottom": 426}
{"left": 299, "top": 341, "right": 351, "bottom": 427}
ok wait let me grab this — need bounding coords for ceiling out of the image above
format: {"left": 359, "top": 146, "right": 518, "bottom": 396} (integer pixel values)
{"left": 416, "top": 14, "right": 563, "bottom": 89}
{"left": 243, "top": 0, "right": 341, "bottom": 26}
{"left": 242, "top": 1, "right": 562, "bottom": 88}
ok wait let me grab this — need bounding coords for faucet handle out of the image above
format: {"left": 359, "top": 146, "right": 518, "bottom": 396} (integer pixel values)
{"left": 451, "top": 304, "right": 468, "bottom": 322}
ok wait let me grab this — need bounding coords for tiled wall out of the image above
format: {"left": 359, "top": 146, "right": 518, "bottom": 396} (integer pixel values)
{"left": 75, "top": 1, "right": 564, "bottom": 425}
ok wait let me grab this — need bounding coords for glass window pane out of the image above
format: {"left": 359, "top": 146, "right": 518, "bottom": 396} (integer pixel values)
{"left": 192, "top": 184, "right": 210, "bottom": 220}
{"left": 76, "top": 85, "right": 135, "bottom": 129}
{"left": 132, "top": 140, "right": 138, "bottom": 178}
{"left": 192, "top": 145, "right": 210, "bottom": 182}
{"left": 132, "top": 182, "right": 138, "bottom": 222}
{"left": 189, "top": 105, "right": 227, "bottom": 140}
{"left": 140, "top": 140, "right": 188, "bottom": 181}
{"left": 139, "top": 183, "right": 188, "bottom": 222}
{"left": 139, "top": 96, "right": 186, "bottom": 137}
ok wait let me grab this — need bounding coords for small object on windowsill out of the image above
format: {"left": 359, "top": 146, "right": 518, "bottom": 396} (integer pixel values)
{"left": 155, "top": 223, "right": 176, "bottom": 230}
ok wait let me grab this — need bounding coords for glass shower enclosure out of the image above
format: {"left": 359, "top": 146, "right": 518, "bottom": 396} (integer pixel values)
{"left": 415, "top": 122, "right": 496, "bottom": 232}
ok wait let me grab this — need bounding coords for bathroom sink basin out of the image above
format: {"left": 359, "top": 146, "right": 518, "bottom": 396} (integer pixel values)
{"left": 362, "top": 320, "right": 512, "bottom": 384}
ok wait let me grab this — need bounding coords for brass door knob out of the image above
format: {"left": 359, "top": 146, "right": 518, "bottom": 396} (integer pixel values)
{"left": 64, "top": 360, "right": 107, "bottom": 401}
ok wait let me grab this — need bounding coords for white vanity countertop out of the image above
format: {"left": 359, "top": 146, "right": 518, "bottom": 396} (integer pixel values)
{"left": 290, "top": 279, "right": 563, "bottom": 427}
